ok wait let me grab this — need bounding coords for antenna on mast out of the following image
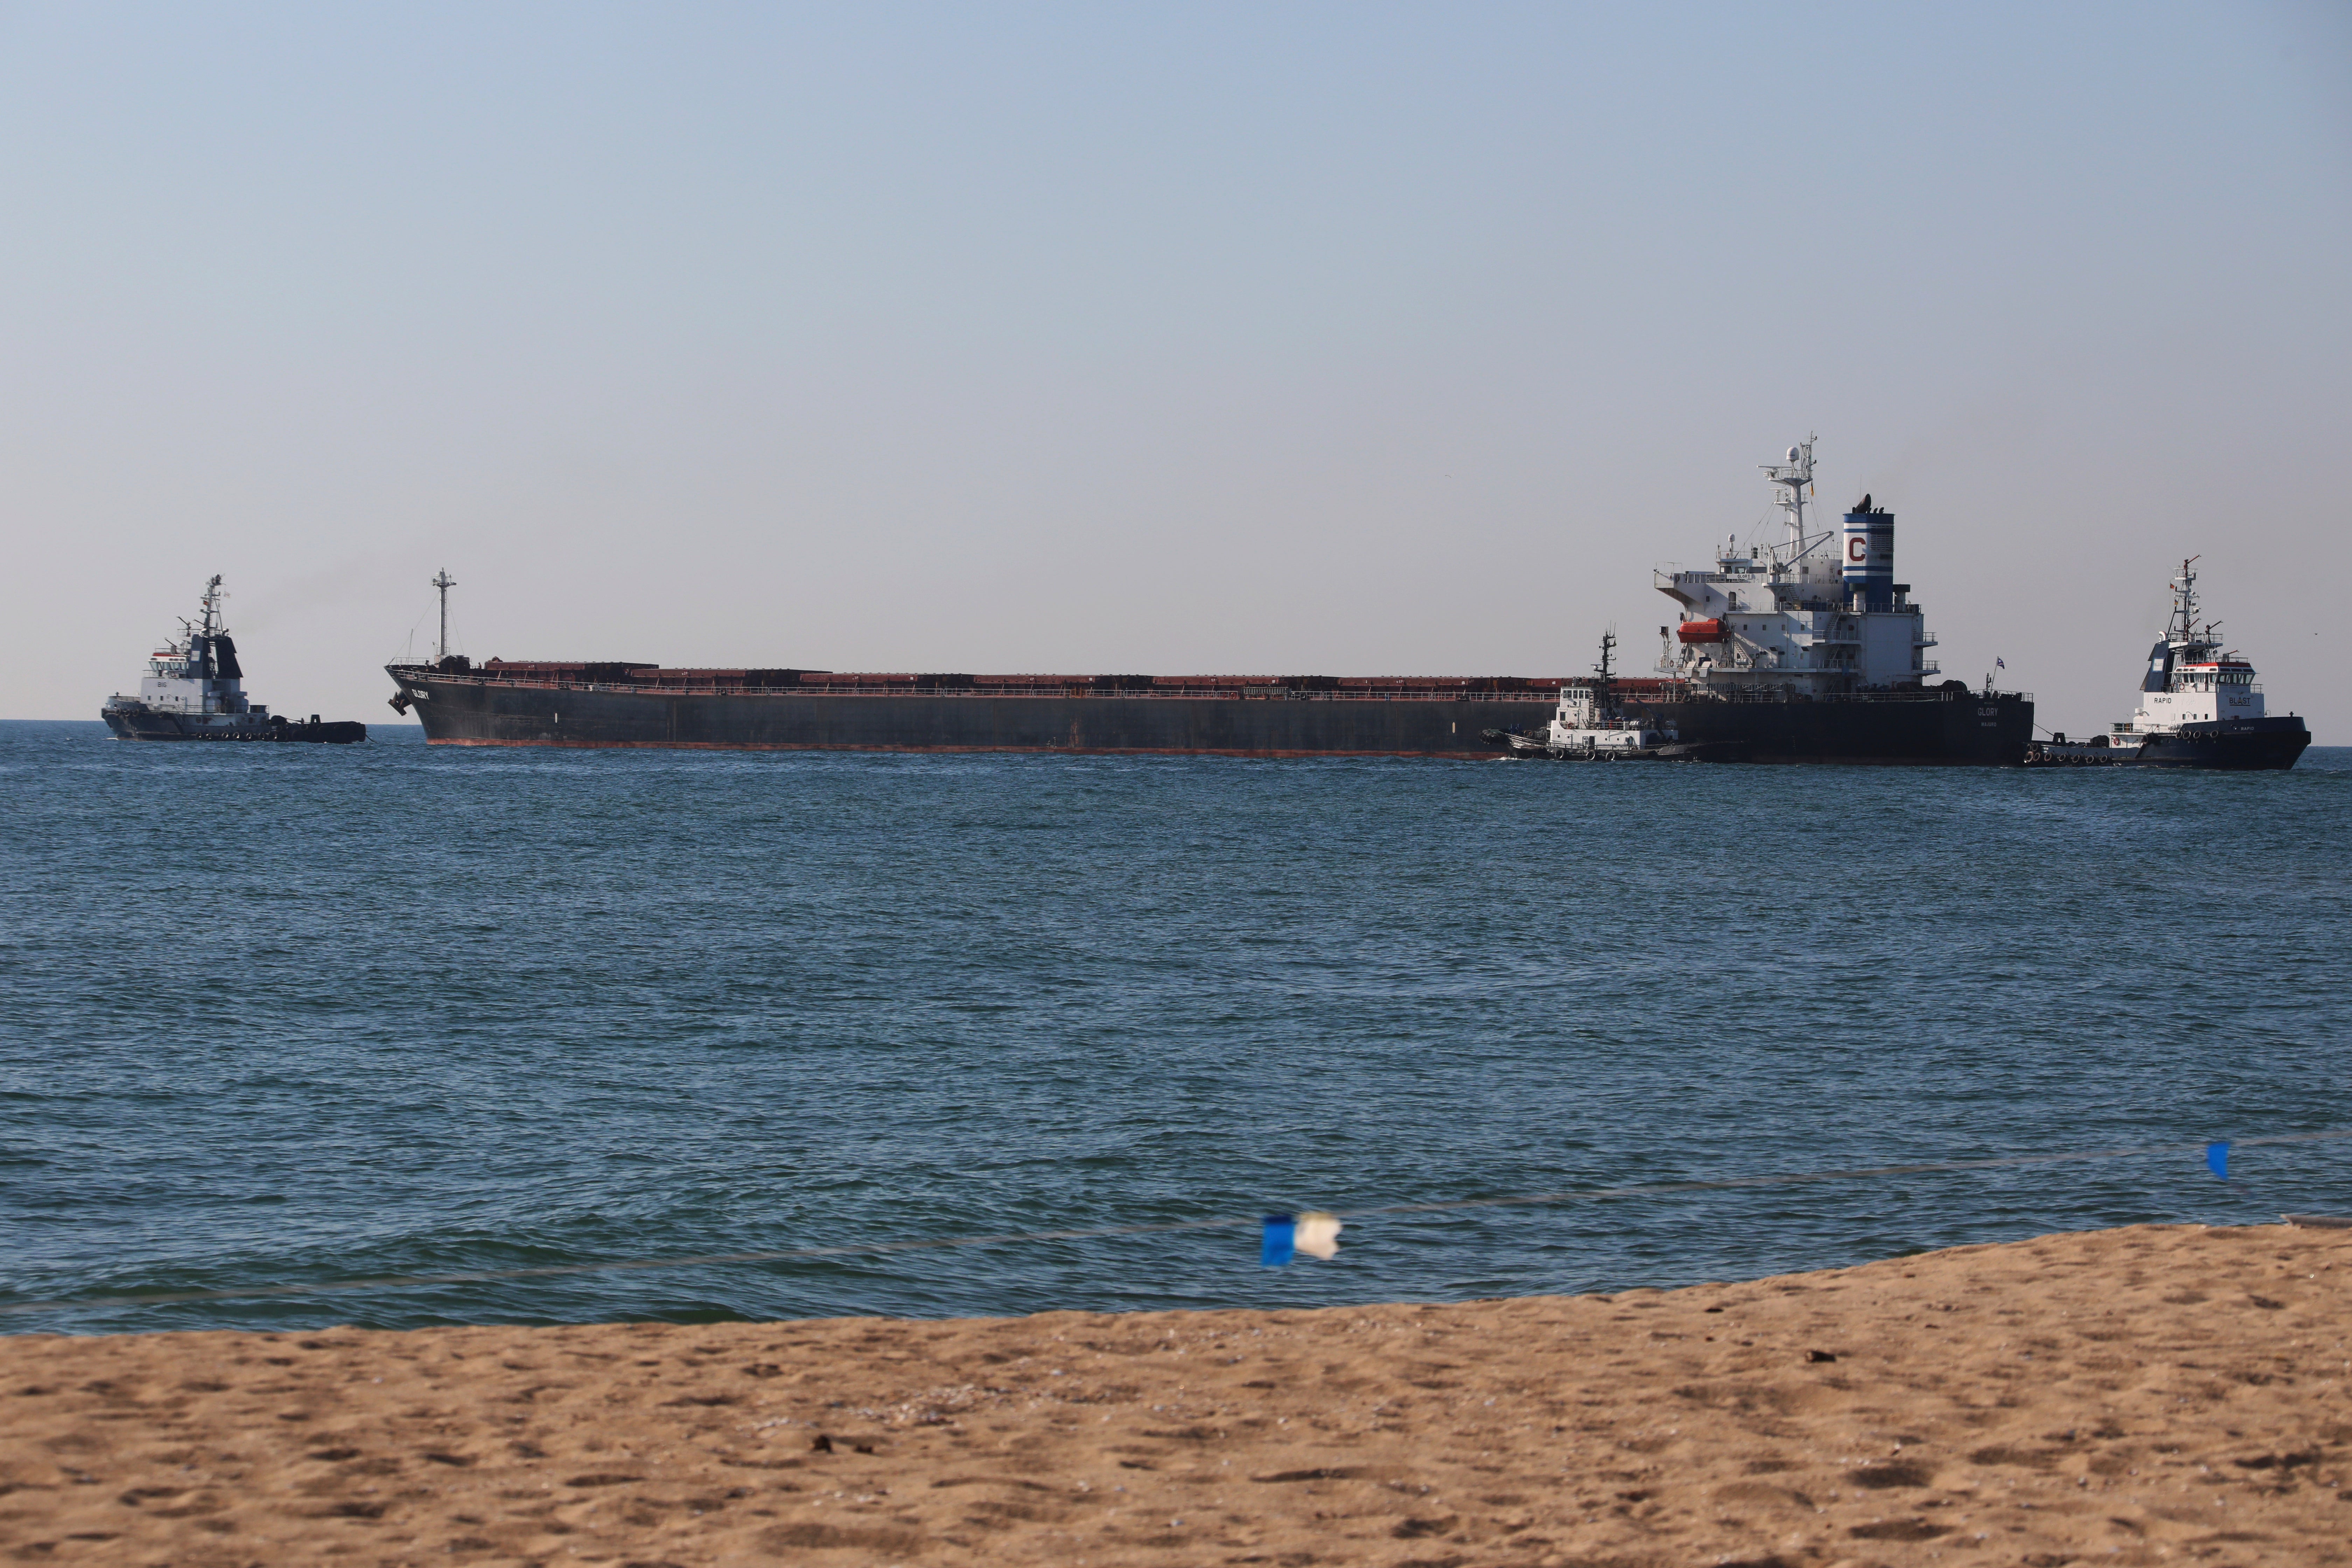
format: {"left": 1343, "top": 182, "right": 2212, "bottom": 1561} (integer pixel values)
{"left": 1761, "top": 435, "right": 1817, "bottom": 551}
{"left": 432, "top": 569, "right": 457, "bottom": 661}
{"left": 2168, "top": 556, "right": 2200, "bottom": 650}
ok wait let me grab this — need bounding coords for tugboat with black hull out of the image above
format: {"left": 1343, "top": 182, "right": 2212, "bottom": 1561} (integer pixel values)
{"left": 102, "top": 576, "right": 366, "bottom": 743}
{"left": 2025, "top": 558, "right": 2308, "bottom": 770}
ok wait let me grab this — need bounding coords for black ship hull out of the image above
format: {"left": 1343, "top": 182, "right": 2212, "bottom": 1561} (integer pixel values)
{"left": 1634, "top": 693, "right": 2032, "bottom": 765}
{"left": 390, "top": 667, "right": 2032, "bottom": 764}
{"left": 397, "top": 675, "right": 1543, "bottom": 758}
{"left": 2026, "top": 716, "right": 2309, "bottom": 771}
{"left": 102, "top": 708, "right": 367, "bottom": 744}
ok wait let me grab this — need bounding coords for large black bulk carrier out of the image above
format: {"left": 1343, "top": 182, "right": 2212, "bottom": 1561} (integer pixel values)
{"left": 385, "top": 658, "right": 2028, "bottom": 763}
{"left": 386, "top": 440, "right": 2035, "bottom": 764}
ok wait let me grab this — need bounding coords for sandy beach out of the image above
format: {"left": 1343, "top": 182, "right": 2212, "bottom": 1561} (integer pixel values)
{"left": 4, "top": 1223, "right": 2347, "bottom": 1566}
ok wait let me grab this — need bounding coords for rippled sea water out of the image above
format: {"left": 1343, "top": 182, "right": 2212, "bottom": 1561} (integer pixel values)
{"left": 4, "top": 721, "right": 2347, "bottom": 1335}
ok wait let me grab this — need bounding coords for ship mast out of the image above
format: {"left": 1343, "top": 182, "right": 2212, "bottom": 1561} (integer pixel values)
{"left": 1762, "top": 436, "right": 1817, "bottom": 553}
{"left": 432, "top": 569, "right": 456, "bottom": 661}
{"left": 198, "top": 575, "right": 225, "bottom": 681}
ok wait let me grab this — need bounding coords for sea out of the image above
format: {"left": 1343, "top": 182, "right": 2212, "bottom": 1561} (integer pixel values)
{"left": 5, "top": 721, "right": 2347, "bottom": 1336}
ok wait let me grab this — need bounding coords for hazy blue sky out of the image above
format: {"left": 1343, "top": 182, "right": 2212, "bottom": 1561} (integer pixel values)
{"left": 6, "top": 2, "right": 2347, "bottom": 737}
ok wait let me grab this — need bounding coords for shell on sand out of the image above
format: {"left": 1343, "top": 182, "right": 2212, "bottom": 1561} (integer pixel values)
{"left": 3, "top": 1223, "right": 2348, "bottom": 1566}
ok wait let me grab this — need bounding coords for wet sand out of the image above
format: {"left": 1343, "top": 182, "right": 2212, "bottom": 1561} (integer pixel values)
{"left": 4, "top": 1223, "right": 2348, "bottom": 1566}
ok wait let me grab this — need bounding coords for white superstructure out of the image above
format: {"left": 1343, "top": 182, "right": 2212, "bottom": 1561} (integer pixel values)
{"left": 1544, "top": 681, "right": 1672, "bottom": 753}
{"left": 1654, "top": 438, "right": 1938, "bottom": 694}
{"left": 1494, "top": 631, "right": 1679, "bottom": 757}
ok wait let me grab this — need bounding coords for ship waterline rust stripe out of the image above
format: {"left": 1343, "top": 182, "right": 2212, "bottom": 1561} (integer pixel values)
{"left": 7, "top": 1130, "right": 2345, "bottom": 1318}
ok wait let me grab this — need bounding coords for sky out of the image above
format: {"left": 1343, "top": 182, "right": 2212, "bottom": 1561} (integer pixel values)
{"left": 4, "top": 1, "right": 2347, "bottom": 738}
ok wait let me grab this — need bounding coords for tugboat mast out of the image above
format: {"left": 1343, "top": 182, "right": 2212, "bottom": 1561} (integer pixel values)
{"left": 432, "top": 569, "right": 456, "bottom": 661}
{"left": 2167, "top": 556, "right": 2206, "bottom": 656}
{"left": 199, "top": 574, "right": 224, "bottom": 645}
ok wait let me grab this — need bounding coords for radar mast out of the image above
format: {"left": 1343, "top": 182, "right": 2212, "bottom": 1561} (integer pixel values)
{"left": 1761, "top": 436, "right": 1817, "bottom": 553}
{"left": 199, "top": 574, "right": 226, "bottom": 642}
{"left": 2166, "top": 556, "right": 2204, "bottom": 656}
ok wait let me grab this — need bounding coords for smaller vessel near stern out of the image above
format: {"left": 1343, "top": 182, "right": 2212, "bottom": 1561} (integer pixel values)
{"left": 2024, "top": 558, "right": 2307, "bottom": 770}
{"left": 1484, "top": 632, "right": 1704, "bottom": 760}
{"left": 101, "top": 576, "right": 366, "bottom": 743}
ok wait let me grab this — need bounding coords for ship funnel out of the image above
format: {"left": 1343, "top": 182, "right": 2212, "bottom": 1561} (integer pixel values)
{"left": 1841, "top": 504, "right": 1895, "bottom": 611}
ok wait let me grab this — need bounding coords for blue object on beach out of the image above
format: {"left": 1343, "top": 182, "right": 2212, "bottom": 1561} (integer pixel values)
{"left": 1261, "top": 1214, "right": 1296, "bottom": 1266}
{"left": 2206, "top": 1141, "right": 2230, "bottom": 1180}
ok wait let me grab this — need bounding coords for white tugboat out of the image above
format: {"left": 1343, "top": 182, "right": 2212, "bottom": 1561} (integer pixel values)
{"left": 101, "top": 576, "right": 366, "bottom": 743}
{"left": 2025, "top": 558, "right": 2308, "bottom": 770}
{"left": 1487, "top": 633, "right": 1686, "bottom": 759}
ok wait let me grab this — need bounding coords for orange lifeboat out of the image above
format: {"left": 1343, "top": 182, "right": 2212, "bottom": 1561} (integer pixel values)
{"left": 1677, "top": 618, "right": 1728, "bottom": 644}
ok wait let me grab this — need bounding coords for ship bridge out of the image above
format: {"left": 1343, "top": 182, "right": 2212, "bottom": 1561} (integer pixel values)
{"left": 1654, "top": 440, "right": 1936, "bottom": 696}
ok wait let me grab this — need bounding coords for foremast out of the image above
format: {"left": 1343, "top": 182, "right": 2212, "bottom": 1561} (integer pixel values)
{"left": 432, "top": 569, "right": 457, "bottom": 661}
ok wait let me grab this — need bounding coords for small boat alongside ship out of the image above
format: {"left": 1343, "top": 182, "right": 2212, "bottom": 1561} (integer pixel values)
{"left": 101, "top": 576, "right": 366, "bottom": 743}
{"left": 1483, "top": 633, "right": 1740, "bottom": 760}
{"left": 2024, "top": 559, "right": 2307, "bottom": 771}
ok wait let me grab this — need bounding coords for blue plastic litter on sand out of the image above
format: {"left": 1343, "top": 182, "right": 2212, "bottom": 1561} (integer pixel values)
{"left": 2207, "top": 1141, "right": 2230, "bottom": 1180}
{"left": 1261, "top": 1214, "right": 1296, "bottom": 1267}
